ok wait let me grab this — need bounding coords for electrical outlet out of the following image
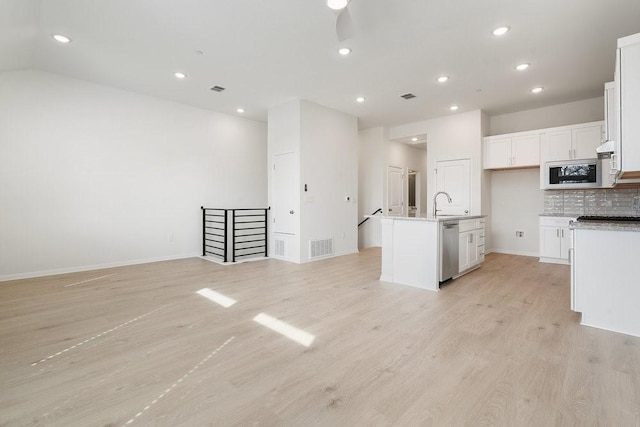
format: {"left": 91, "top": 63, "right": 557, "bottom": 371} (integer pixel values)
{"left": 515, "top": 231, "right": 524, "bottom": 237}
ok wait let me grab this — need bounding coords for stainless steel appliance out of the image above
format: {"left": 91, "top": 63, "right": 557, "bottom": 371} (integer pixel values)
{"left": 543, "top": 158, "right": 601, "bottom": 190}
{"left": 439, "top": 221, "right": 459, "bottom": 282}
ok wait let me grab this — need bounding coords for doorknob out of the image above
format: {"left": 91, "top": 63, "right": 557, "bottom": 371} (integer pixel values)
{"left": 289, "top": 210, "right": 295, "bottom": 214}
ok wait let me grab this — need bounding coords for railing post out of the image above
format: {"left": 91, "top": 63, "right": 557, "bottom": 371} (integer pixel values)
{"left": 201, "top": 206, "right": 205, "bottom": 257}
{"left": 264, "top": 208, "right": 268, "bottom": 258}
{"left": 223, "top": 209, "right": 228, "bottom": 263}
{"left": 231, "top": 209, "right": 236, "bottom": 262}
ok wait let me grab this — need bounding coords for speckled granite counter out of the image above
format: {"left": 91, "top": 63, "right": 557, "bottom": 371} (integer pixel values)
{"left": 570, "top": 219, "right": 640, "bottom": 232}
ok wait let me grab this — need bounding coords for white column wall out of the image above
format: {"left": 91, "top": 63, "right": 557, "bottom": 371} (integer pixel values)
{"left": 299, "top": 101, "right": 358, "bottom": 261}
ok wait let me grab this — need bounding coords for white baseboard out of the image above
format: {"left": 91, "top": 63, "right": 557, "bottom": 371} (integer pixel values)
{"left": 0, "top": 252, "right": 201, "bottom": 282}
{"left": 489, "top": 248, "right": 538, "bottom": 258}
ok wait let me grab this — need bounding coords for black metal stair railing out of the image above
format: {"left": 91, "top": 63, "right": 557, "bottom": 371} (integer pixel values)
{"left": 358, "top": 207, "right": 382, "bottom": 227}
{"left": 201, "top": 207, "right": 269, "bottom": 263}
{"left": 201, "top": 207, "right": 228, "bottom": 261}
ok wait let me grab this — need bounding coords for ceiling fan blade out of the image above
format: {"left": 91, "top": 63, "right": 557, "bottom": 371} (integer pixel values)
{"left": 336, "top": 7, "right": 355, "bottom": 42}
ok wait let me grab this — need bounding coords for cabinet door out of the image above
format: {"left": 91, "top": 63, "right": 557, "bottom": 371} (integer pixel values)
{"left": 484, "top": 137, "right": 512, "bottom": 169}
{"left": 541, "top": 130, "right": 572, "bottom": 162}
{"left": 559, "top": 226, "right": 571, "bottom": 260}
{"left": 468, "top": 232, "right": 479, "bottom": 266}
{"left": 511, "top": 134, "right": 540, "bottom": 167}
{"left": 539, "top": 226, "right": 561, "bottom": 258}
{"left": 620, "top": 39, "right": 640, "bottom": 174}
{"left": 459, "top": 232, "right": 470, "bottom": 272}
{"left": 604, "top": 82, "right": 616, "bottom": 143}
{"left": 573, "top": 125, "right": 603, "bottom": 160}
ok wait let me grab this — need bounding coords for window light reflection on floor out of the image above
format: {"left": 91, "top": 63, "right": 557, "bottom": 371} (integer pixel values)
{"left": 253, "top": 313, "right": 315, "bottom": 347}
{"left": 196, "top": 288, "right": 237, "bottom": 308}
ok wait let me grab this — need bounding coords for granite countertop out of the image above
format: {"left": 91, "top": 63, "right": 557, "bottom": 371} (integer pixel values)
{"left": 570, "top": 219, "right": 640, "bottom": 232}
{"left": 371, "top": 214, "right": 487, "bottom": 222}
{"left": 539, "top": 213, "right": 578, "bottom": 218}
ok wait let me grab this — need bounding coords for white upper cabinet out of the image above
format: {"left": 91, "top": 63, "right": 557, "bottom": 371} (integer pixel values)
{"left": 573, "top": 125, "right": 604, "bottom": 159}
{"left": 617, "top": 32, "right": 640, "bottom": 179}
{"left": 540, "top": 122, "right": 604, "bottom": 163}
{"left": 483, "top": 133, "right": 540, "bottom": 169}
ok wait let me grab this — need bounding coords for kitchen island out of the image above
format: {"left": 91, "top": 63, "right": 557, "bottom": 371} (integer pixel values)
{"left": 571, "top": 218, "right": 640, "bottom": 337}
{"left": 376, "top": 215, "right": 486, "bottom": 292}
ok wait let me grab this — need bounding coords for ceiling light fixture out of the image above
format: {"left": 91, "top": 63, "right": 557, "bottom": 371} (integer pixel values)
{"left": 492, "top": 26, "right": 510, "bottom": 36}
{"left": 338, "top": 47, "right": 352, "bottom": 56}
{"left": 411, "top": 137, "right": 418, "bottom": 142}
{"left": 516, "top": 63, "right": 530, "bottom": 71}
{"left": 327, "top": 0, "right": 348, "bottom": 10}
{"left": 356, "top": 97, "right": 366, "bottom": 103}
{"left": 450, "top": 105, "right": 459, "bottom": 111}
{"left": 174, "top": 72, "right": 187, "bottom": 79}
{"left": 531, "top": 87, "right": 544, "bottom": 94}
{"left": 437, "top": 76, "right": 449, "bottom": 83}
{"left": 236, "top": 108, "right": 245, "bottom": 113}
{"left": 52, "top": 34, "right": 71, "bottom": 43}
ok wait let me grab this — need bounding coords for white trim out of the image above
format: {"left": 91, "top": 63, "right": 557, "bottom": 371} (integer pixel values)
{"left": 490, "top": 249, "right": 539, "bottom": 258}
{"left": 0, "top": 252, "right": 201, "bottom": 282}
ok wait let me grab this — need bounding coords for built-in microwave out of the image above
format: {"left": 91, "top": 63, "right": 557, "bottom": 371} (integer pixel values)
{"left": 543, "top": 159, "right": 602, "bottom": 190}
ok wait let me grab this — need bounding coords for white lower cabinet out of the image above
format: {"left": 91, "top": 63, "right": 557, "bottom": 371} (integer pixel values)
{"left": 459, "top": 218, "right": 485, "bottom": 273}
{"left": 539, "top": 216, "right": 575, "bottom": 264}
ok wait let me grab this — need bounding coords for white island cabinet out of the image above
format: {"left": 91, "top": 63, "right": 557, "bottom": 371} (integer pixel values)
{"left": 572, "top": 222, "right": 640, "bottom": 337}
{"left": 379, "top": 215, "right": 486, "bottom": 292}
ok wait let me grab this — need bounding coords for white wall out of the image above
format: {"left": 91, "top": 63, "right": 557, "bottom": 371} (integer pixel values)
{"left": 490, "top": 97, "right": 604, "bottom": 135}
{"left": 0, "top": 70, "right": 267, "bottom": 280}
{"left": 299, "top": 101, "right": 358, "bottom": 261}
{"left": 391, "top": 111, "right": 485, "bottom": 216}
{"left": 358, "top": 127, "right": 384, "bottom": 249}
{"left": 490, "top": 169, "right": 543, "bottom": 256}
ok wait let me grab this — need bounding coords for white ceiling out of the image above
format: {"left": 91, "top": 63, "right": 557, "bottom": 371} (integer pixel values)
{"left": 2, "top": 0, "right": 640, "bottom": 129}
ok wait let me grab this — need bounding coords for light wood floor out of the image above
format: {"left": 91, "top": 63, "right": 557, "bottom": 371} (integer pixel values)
{"left": 1, "top": 250, "right": 639, "bottom": 426}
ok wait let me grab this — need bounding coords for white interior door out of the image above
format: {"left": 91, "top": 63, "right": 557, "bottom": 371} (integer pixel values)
{"left": 387, "top": 166, "right": 404, "bottom": 216}
{"left": 435, "top": 158, "right": 471, "bottom": 215}
{"left": 273, "top": 153, "right": 296, "bottom": 234}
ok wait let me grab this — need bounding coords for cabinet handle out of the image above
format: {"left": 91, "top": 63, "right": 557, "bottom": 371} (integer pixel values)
{"left": 561, "top": 229, "right": 564, "bottom": 238}
{"left": 569, "top": 149, "right": 572, "bottom": 159}
{"left": 557, "top": 229, "right": 560, "bottom": 237}
{"left": 470, "top": 234, "right": 473, "bottom": 243}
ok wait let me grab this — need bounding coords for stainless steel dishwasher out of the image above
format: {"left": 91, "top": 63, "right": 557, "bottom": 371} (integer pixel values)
{"left": 439, "top": 221, "right": 459, "bottom": 282}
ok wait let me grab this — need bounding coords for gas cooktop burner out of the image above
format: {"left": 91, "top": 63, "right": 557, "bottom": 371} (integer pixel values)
{"left": 576, "top": 215, "right": 640, "bottom": 222}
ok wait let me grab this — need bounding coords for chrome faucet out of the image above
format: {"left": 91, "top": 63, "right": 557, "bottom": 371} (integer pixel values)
{"left": 433, "top": 191, "right": 453, "bottom": 216}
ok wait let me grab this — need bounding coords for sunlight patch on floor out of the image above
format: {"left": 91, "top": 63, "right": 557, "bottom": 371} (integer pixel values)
{"left": 253, "top": 313, "right": 315, "bottom": 347}
{"left": 196, "top": 288, "right": 237, "bottom": 308}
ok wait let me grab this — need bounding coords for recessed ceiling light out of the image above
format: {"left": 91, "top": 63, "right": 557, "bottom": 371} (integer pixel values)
{"left": 531, "top": 87, "right": 544, "bottom": 94}
{"left": 174, "top": 72, "right": 187, "bottom": 79}
{"left": 356, "top": 96, "right": 366, "bottom": 103}
{"left": 195, "top": 50, "right": 204, "bottom": 56}
{"left": 327, "top": 0, "right": 348, "bottom": 10}
{"left": 411, "top": 137, "right": 418, "bottom": 142}
{"left": 516, "top": 63, "right": 530, "bottom": 71}
{"left": 437, "top": 76, "right": 449, "bottom": 83}
{"left": 450, "top": 105, "right": 459, "bottom": 111}
{"left": 52, "top": 34, "right": 71, "bottom": 43}
{"left": 338, "top": 47, "right": 352, "bottom": 56}
{"left": 236, "top": 107, "right": 245, "bottom": 113}
{"left": 492, "top": 26, "right": 510, "bottom": 36}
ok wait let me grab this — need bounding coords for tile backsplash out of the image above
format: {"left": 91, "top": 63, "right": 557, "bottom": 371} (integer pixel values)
{"left": 544, "top": 188, "right": 640, "bottom": 216}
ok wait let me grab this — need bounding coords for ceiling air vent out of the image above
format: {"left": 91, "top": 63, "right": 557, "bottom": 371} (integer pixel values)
{"left": 400, "top": 93, "right": 416, "bottom": 100}
{"left": 210, "top": 86, "right": 226, "bottom": 92}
